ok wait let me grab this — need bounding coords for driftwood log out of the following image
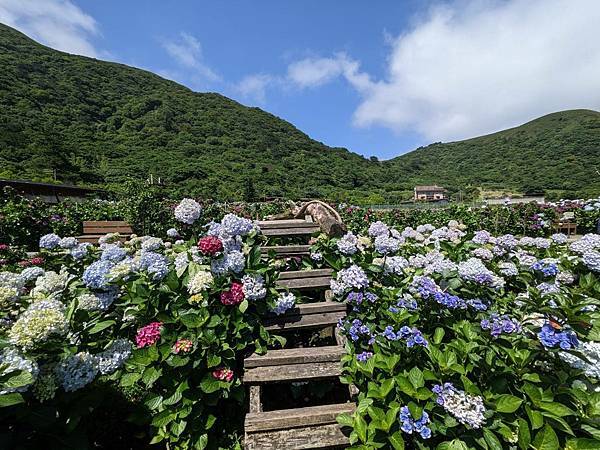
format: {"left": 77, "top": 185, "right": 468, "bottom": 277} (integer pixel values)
{"left": 266, "top": 200, "right": 346, "bottom": 237}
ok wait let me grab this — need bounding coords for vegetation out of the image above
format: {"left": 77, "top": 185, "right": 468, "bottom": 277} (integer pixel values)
{"left": 1, "top": 24, "right": 599, "bottom": 202}
{"left": 0, "top": 211, "right": 284, "bottom": 449}
{"left": 311, "top": 222, "right": 600, "bottom": 449}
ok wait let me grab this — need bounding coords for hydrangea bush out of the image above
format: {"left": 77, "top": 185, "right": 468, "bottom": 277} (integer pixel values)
{"left": 311, "top": 221, "right": 600, "bottom": 449}
{"left": 0, "top": 204, "right": 290, "bottom": 448}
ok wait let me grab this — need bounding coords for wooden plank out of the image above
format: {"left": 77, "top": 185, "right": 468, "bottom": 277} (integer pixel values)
{"left": 249, "top": 385, "right": 262, "bottom": 413}
{"left": 83, "top": 221, "right": 130, "bottom": 227}
{"left": 276, "top": 277, "right": 331, "bottom": 289}
{"left": 245, "top": 423, "right": 350, "bottom": 450}
{"left": 245, "top": 403, "right": 355, "bottom": 433}
{"left": 258, "top": 220, "right": 317, "bottom": 229}
{"left": 274, "top": 302, "right": 346, "bottom": 315}
{"left": 262, "top": 302, "right": 347, "bottom": 331}
{"left": 76, "top": 234, "right": 130, "bottom": 243}
{"left": 243, "top": 361, "right": 341, "bottom": 383}
{"left": 245, "top": 345, "right": 344, "bottom": 368}
{"left": 278, "top": 269, "right": 333, "bottom": 280}
{"left": 261, "top": 227, "right": 319, "bottom": 237}
{"left": 260, "top": 245, "right": 310, "bottom": 256}
{"left": 264, "top": 311, "right": 345, "bottom": 331}
{"left": 82, "top": 227, "right": 133, "bottom": 234}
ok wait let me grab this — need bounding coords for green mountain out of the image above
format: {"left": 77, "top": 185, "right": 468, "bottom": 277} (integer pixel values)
{"left": 1, "top": 23, "right": 599, "bottom": 202}
{"left": 386, "top": 109, "right": 600, "bottom": 199}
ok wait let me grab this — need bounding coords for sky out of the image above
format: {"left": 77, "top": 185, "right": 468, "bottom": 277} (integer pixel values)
{"left": 1, "top": 0, "right": 600, "bottom": 159}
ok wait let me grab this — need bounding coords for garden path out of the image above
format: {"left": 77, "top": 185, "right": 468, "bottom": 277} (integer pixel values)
{"left": 243, "top": 218, "right": 354, "bottom": 449}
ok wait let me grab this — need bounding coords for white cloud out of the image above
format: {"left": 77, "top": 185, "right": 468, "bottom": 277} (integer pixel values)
{"left": 0, "top": 0, "right": 100, "bottom": 57}
{"left": 353, "top": 0, "right": 600, "bottom": 141}
{"left": 161, "top": 32, "right": 220, "bottom": 83}
{"left": 234, "top": 73, "right": 275, "bottom": 104}
{"left": 287, "top": 53, "right": 372, "bottom": 91}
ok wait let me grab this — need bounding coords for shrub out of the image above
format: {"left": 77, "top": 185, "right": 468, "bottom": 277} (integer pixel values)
{"left": 312, "top": 222, "right": 600, "bottom": 449}
{"left": 0, "top": 207, "right": 287, "bottom": 448}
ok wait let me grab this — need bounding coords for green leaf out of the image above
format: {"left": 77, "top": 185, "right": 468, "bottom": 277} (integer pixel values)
{"left": 88, "top": 320, "right": 116, "bottom": 334}
{"left": 239, "top": 299, "right": 248, "bottom": 313}
{"left": 336, "top": 412, "right": 354, "bottom": 427}
{"left": 199, "top": 375, "right": 221, "bottom": 394}
{"left": 0, "top": 393, "right": 24, "bottom": 407}
{"left": 539, "top": 401, "right": 575, "bottom": 417}
{"left": 433, "top": 327, "right": 445, "bottom": 344}
{"left": 581, "top": 424, "right": 600, "bottom": 440}
{"left": 4, "top": 371, "right": 34, "bottom": 389}
{"left": 151, "top": 409, "right": 176, "bottom": 428}
{"left": 483, "top": 429, "right": 503, "bottom": 450}
{"left": 207, "top": 354, "right": 221, "bottom": 368}
{"left": 532, "top": 424, "right": 559, "bottom": 450}
{"left": 389, "top": 431, "right": 405, "bottom": 450}
{"left": 120, "top": 372, "right": 141, "bottom": 387}
{"left": 408, "top": 367, "right": 424, "bottom": 389}
{"left": 496, "top": 394, "right": 523, "bottom": 413}
{"left": 144, "top": 393, "right": 163, "bottom": 410}
{"left": 517, "top": 418, "right": 531, "bottom": 450}
{"left": 354, "top": 413, "right": 367, "bottom": 443}
{"left": 565, "top": 438, "right": 600, "bottom": 450}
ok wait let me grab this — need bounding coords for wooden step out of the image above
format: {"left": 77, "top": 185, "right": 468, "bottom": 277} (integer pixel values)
{"left": 244, "top": 347, "right": 343, "bottom": 383}
{"left": 276, "top": 269, "right": 333, "bottom": 290}
{"left": 263, "top": 302, "right": 346, "bottom": 331}
{"left": 258, "top": 219, "right": 320, "bottom": 237}
{"left": 260, "top": 245, "right": 311, "bottom": 257}
{"left": 245, "top": 345, "right": 345, "bottom": 369}
{"left": 76, "top": 234, "right": 131, "bottom": 243}
{"left": 245, "top": 403, "right": 355, "bottom": 449}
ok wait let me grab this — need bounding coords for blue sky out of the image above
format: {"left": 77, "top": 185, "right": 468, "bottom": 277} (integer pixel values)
{"left": 81, "top": 0, "right": 428, "bottom": 159}
{"left": 2, "top": 0, "right": 600, "bottom": 159}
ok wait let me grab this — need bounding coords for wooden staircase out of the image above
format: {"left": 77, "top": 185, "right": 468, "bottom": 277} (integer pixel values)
{"left": 243, "top": 218, "right": 353, "bottom": 450}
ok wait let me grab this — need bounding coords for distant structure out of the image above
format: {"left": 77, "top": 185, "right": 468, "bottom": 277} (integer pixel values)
{"left": 414, "top": 185, "right": 447, "bottom": 202}
{"left": 484, "top": 195, "right": 545, "bottom": 206}
{"left": 0, "top": 179, "right": 101, "bottom": 203}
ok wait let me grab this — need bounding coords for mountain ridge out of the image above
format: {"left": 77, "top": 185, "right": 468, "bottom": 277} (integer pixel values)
{"left": 1, "top": 23, "right": 599, "bottom": 201}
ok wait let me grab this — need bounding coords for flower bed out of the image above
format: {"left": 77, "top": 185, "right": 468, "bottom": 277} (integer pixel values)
{"left": 0, "top": 201, "right": 296, "bottom": 449}
{"left": 311, "top": 221, "right": 600, "bottom": 449}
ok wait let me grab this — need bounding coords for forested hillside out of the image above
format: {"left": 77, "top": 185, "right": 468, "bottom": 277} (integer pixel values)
{"left": 1, "top": 23, "right": 599, "bottom": 201}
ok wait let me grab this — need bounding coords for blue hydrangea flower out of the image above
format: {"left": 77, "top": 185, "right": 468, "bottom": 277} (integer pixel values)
{"left": 101, "top": 244, "right": 127, "bottom": 262}
{"left": 82, "top": 260, "right": 115, "bottom": 289}
{"left": 538, "top": 323, "right": 579, "bottom": 349}
{"left": 39, "top": 233, "right": 61, "bottom": 250}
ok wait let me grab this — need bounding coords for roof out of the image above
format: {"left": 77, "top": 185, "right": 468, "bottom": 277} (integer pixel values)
{"left": 414, "top": 185, "right": 446, "bottom": 191}
{"left": 0, "top": 179, "right": 102, "bottom": 195}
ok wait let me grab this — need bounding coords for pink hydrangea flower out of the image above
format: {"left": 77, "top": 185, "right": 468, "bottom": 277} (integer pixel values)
{"left": 135, "top": 322, "right": 162, "bottom": 348}
{"left": 172, "top": 338, "right": 193, "bottom": 354}
{"left": 197, "top": 236, "right": 223, "bottom": 256}
{"left": 220, "top": 282, "right": 245, "bottom": 306}
{"left": 212, "top": 367, "right": 234, "bottom": 382}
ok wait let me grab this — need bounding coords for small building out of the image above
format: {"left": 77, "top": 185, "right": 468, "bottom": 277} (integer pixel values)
{"left": 0, "top": 179, "right": 102, "bottom": 203}
{"left": 414, "top": 185, "right": 447, "bottom": 202}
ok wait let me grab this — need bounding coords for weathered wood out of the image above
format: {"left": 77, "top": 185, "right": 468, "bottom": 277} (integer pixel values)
{"left": 260, "top": 245, "right": 311, "bottom": 257}
{"left": 245, "top": 403, "right": 354, "bottom": 433}
{"left": 263, "top": 302, "right": 346, "bottom": 331}
{"left": 82, "top": 220, "right": 130, "bottom": 227}
{"left": 264, "top": 311, "right": 345, "bottom": 331}
{"left": 245, "top": 423, "right": 350, "bottom": 450}
{"left": 249, "top": 385, "right": 262, "bottom": 413}
{"left": 278, "top": 269, "right": 333, "bottom": 280}
{"left": 276, "top": 277, "right": 331, "bottom": 289}
{"left": 77, "top": 234, "right": 130, "bottom": 243}
{"left": 258, "top": 220, "right": 318, "bottom": 229}
{"left": 245, "top": 346, "right": 344, "bottom": 369}
{"left": 261, "top": 227, "right": 320, "bottom": 237}
{"left": 244, "top": 361, "right": 341, "bottom": 383}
